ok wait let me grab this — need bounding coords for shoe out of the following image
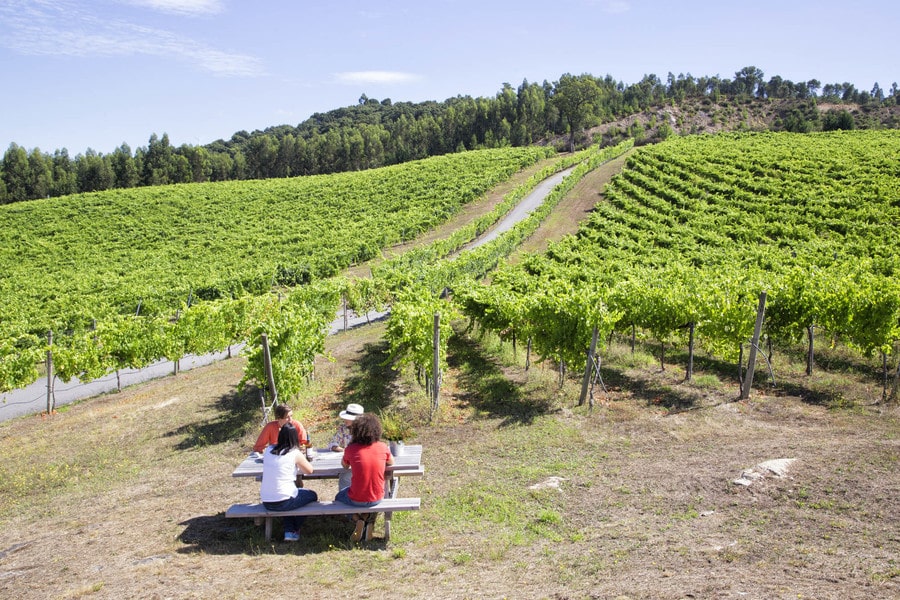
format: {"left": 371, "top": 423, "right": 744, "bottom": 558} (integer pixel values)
{"left": 365, "top": 514, "right": 377, "bottom": 541}
{"left": 351, "top": 517, "right": 365, "bottom": 542}
{"left": 284, "top": 531, "right": 299, "bottom": 542}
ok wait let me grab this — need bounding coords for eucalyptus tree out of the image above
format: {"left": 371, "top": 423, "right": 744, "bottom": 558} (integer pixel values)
{"left": 552, "top": 73, "right": 602, "bottom": 152}
{"left": 1, "top": 142, "right": 30, "bottom": 203}
{"left": 110, "top": 143, "right": 139, "bottom": 189}
{"left": 51, "top": 149, "right": 78, "bottom": 197}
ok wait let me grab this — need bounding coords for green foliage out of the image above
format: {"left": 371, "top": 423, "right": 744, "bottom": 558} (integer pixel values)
{"left": 0, "top": 148, "right": 549, "bottom": 391}
{"left": 822, "top": 109, "right": 856, "bottom": 131}
{"left": 460, "top": 131, "right": 900, "bottom": 370}
{"left": 4, "top": 67, "right": 897, "bottom": 206}
{"left": 0, "top": 335, "right": 42, "bottom": 393}
{"left": 240, "top": 282, "right": 339, "bottom": 402}
{"left": 381, "top": 141, "right": 634, "bottom": 388}
{"left": 379, "top": 409, "right": 417, "bottom": 441}
{"left": 384, "top": 287, "right": 456, "bottom": 380}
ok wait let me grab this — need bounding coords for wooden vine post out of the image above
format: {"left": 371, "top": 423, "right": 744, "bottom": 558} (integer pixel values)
{"left": 343, "top": 294, "right": 349, "bottom": 331}
{"left": 579, "top": 326, "right": 599, "bottom": 406}
{"left": 431, "top": 312, "right": 441, "bottom": 419}
{"left": 261, "top": 333, "right": 278, "bottom": 409}
{"left": 46, "top": 330, "right": 54, "bottom": 414}
{"left": 686, "top": 322, "right": 695, "bottom": 382}
{"left": 740, "top": 291, "right": 768, "bottom": 400}
{"left": 806, "top": 324, "right": 815, "bottom": 376}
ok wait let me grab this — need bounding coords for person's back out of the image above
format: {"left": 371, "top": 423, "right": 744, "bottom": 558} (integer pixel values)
{"left": 334, "top": 413, "right": 394, "bottom": 542}
{"left": 259, "top": 423, "right": 317, "bottom": 542}
{"left": 260, "top": 445, "right": 301, "bottom": 502}
{"left": 343, "top": 437, "right": 391, "bottom": 503}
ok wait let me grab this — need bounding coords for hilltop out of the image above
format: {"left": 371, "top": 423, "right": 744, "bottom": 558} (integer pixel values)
{"left": 588, "top": 97, "right": 900, "bottom": 147}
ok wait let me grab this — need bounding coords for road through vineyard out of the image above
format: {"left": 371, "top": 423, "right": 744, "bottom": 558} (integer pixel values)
{"left": 0, "top": 157, "right": 582, "bottom": 422}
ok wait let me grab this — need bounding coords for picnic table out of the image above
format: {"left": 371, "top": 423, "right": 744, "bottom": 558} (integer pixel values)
{"left": 232, "top": 444, "right": 423, "bottom": 493}
{"left": 227, "top": 445, "right": 424, "bottom": 541}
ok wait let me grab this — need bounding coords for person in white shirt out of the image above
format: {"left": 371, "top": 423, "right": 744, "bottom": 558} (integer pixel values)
{"left": 260, "top": 423, "right": 316, "bottom": 542}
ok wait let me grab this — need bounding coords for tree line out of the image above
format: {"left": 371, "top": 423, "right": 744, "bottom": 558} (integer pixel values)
{"left": 2, "top": 66, "right": 898, "bottom": 204}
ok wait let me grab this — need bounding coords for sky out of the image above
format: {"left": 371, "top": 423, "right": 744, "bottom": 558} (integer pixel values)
{"left": 1, "top": 0, "right": 897, "bottom": 156}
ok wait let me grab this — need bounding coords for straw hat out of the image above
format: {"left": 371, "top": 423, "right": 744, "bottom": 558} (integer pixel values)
{"left": 339, "top": 403, "right": 364, "bottom": 420}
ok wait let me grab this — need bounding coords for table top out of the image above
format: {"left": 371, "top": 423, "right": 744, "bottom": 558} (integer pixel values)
{"left": 232, "top": 444, "right": 423, "bottom": 479}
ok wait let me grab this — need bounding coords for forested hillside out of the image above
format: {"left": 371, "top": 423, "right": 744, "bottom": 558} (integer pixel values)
{"left": 2, "top": 66, "right": 898, "bottom": 203}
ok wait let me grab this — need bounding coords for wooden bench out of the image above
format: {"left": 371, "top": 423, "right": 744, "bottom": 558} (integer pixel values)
{"left": 226, "top": 497, "right": 421, "bottom": 542}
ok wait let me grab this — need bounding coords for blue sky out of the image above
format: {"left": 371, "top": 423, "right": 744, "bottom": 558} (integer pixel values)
{"left": 1, "top": 0, "right": 897, "bottom": 156}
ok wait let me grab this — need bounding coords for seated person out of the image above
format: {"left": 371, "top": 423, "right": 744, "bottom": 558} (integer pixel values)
{"left": 253, "top": 405, "right": 308, "bottom": 455}
{"left": 334, "top": 413, "right": 394, "bottom": 541}
{"left": 260, "top": 423, "right": 317, "bottom": 542}
{"left": 328, "top": 402, "right": 364, "bottom": 452}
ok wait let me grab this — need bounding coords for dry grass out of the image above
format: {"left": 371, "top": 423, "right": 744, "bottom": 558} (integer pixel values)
{"left": 1, "top": 320, "right": 898, "bottom": 600}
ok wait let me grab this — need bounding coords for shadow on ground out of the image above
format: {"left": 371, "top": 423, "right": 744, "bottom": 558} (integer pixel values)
{"left": 177, "top": 511, "right": 395, "bottom": 556}
{"left": 167, "top": 385, "right": 261, "bottom": 450}
{"left": 338, "top": 339, "right": 398, "bottom": 414}
{"left": 448, "top": 332, "right": 552, "bottom": 426}
{"left": 614, "top": 340, "right": 886, "bottom": 410}
{"left": 600, "top": 366, "right": 705, "bottom": 412}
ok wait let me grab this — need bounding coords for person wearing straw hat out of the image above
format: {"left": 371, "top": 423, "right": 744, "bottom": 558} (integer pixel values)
{"left": 328, "top": 403, "right": 364, "bottom": 452}
{"left": 329, "top": 403, "right": 364, "bottom": 492}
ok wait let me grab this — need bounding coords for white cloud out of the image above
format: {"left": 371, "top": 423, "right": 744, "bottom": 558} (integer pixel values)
{"left": 334, "top": 71, "right": 421, "bottom": 85}
{"left": 122, "top": 0, "right": 224, "bottom": 16}
{"left": 604, "top": 1, "right": 630, "bottom": 14}
{"left": 584, "top": 0, "right": 630, "bottom": 14}
{"left": 0, "top": 0, "right": 259, "bottom": 76}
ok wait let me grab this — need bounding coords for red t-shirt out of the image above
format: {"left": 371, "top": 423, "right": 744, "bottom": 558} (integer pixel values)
{"left": 343, "top": 441, "right": 391, "bottom": 503}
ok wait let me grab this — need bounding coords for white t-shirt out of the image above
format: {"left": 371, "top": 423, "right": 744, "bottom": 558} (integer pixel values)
{"left": 260, "top": 446, "right": 300, "bottom": 502}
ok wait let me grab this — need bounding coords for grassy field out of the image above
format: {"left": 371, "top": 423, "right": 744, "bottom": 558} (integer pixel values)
{"left": 1, "top": 158, "right": 898, "bottom": 600}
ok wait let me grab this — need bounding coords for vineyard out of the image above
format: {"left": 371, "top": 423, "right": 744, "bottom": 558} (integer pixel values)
{"left": 0, "top": 147, "right": 555, "bottom": 394}
{"left": 1, "top": 131, "right": 897, "bottom": 599}
{"left": 5, "top": 131, "right": 898, "bottom": 409}
{"left": 455, "top": 131, "right": 900, "bottom": 400}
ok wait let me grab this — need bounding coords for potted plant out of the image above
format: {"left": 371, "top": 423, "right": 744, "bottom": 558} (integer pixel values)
{"left": 380, "top": 410, "right": 415, "bottom": 456}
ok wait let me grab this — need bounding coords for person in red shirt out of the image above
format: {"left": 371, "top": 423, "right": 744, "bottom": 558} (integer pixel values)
{"left": 334, "top": 413, "right": 394, "bottom": 541}
{"left": 252, "top": 405, "right": 309, "bottom": 455}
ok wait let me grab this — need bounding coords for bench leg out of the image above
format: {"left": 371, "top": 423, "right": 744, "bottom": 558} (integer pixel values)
{"left": 265, "top": 517, "right": 273, "bottom": 542}
{"left": 384, "top": 511, "right": 392, "bottom": 541}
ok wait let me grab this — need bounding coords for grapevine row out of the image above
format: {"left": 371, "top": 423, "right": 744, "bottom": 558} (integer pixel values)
{"left": 1, "top": 148, "right": 553, "bottom": 396}
{"left": 456, "top": 131, "right": 900, "bottom": 395}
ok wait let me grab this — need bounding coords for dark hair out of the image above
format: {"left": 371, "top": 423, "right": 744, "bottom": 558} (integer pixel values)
{"left": 274, "top": 405, "right": 292, "bottom": 420}
{"left": 349, "top": 413, "right": 382, "bottom": 446}
{"left": 272, "top": 423, "right": 300, "bottom": 455}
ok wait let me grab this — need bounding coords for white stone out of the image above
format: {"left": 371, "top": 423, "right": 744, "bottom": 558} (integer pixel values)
{"left": 529, "top": 476, "right": 566, "bottom": 490}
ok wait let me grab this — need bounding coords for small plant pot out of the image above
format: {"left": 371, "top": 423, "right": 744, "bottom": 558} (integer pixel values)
{"left": 389, "top": 440, "right": 405, "bottom": 456}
